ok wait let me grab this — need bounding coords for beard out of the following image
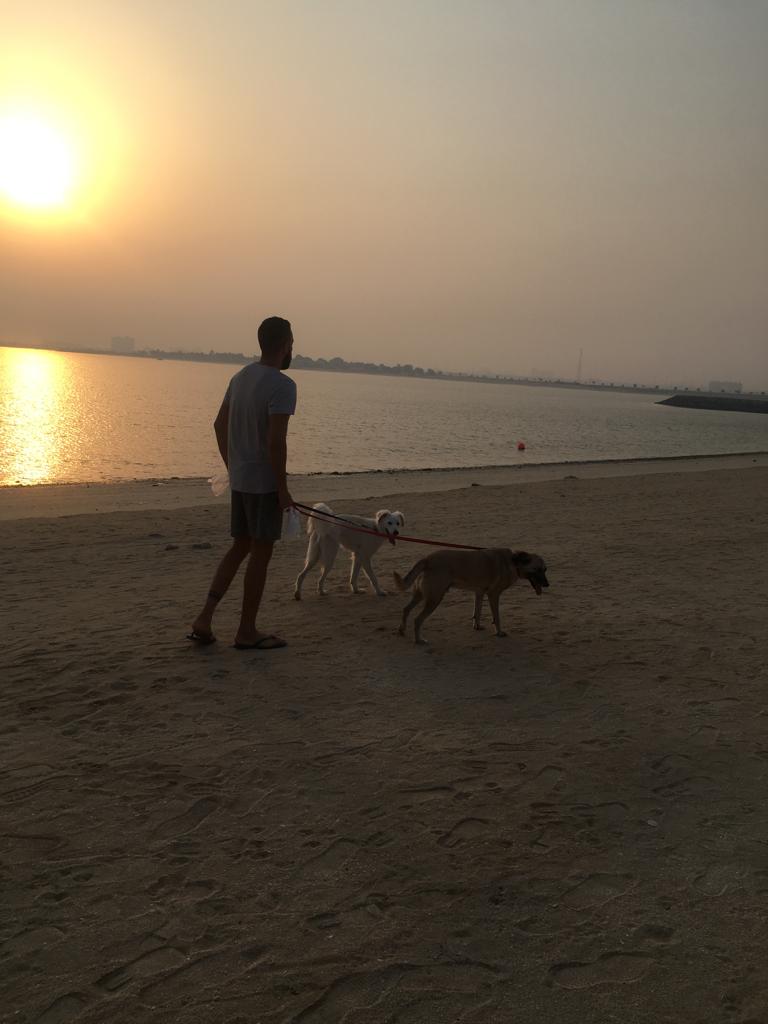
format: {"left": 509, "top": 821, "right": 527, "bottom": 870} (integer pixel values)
{"left": 281, "top": 352, "right": 292, "bottom": 370}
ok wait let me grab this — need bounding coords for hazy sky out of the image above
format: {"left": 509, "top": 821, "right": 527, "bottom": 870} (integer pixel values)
{"left": 2, "top": 1, "right": 767, "bottom": 387}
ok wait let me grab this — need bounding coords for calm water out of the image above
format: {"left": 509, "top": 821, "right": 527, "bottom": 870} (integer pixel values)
{"left": 1, "top": 346, "right": 766, "bottom": 486}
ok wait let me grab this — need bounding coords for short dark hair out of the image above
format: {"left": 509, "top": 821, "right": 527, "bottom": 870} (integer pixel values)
{"left": 258, "top": 316, "right": 292, "bottom": 355}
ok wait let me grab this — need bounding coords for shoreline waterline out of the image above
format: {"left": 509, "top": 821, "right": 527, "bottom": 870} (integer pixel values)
{"left": 4, "top": 349, "right": 768, "bottom": 486}
{"left": 1, "top": 449, "right": 766, "bottom": 521}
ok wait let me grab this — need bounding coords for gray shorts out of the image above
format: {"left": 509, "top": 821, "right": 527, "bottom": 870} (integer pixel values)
{"left": 231, "top": 490, "right": 282, "bottom": 541}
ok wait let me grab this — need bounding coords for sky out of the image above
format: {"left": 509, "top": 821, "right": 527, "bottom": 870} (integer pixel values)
{"left": 1, "top": 0, "right": 767, "bottom": 388}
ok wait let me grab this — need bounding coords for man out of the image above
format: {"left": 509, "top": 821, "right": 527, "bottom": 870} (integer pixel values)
{"left": 189, "top": 316, "right": 296, "bottom": 649}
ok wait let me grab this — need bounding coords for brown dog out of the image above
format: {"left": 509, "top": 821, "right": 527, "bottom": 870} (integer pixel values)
{"left": 394, "top": 548, "right": 549, "bottom": 645}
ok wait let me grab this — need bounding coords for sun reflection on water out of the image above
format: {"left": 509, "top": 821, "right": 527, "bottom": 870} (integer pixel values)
{"left": 0, "top": 347, "right": 70, "bottom": 485}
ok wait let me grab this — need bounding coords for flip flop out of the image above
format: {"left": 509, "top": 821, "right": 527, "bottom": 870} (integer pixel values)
{"left": 187, "top": 630, "right": 217, "bottom": 646}
{"left": 233, "top": 634, "right": 287, "bottom": 650}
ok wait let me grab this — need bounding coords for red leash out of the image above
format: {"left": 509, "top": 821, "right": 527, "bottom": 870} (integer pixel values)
{"left": 292, "top": 502, "right": 483, "bottom": 551}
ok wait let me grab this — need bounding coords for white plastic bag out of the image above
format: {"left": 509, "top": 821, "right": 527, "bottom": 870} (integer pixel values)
{"left": 283, "top": 506, "right": 302, "bottom": 539}
{"left": 209, "top": 470, "right": 230, "bottom": 496}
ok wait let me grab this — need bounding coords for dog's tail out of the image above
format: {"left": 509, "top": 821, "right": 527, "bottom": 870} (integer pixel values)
{"left": 307, "top": 502, "right": 333, "bottom": 536}
{"left": 393, "top": 558, "right": 427, "bottom": 591}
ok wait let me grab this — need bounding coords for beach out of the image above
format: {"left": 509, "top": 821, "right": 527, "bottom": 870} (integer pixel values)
{"left": 2, "top": 455, "right": 768, "bottom": 1022}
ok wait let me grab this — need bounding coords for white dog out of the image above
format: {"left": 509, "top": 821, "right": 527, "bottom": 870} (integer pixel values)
{"left": 294, "top": 503, "right": 405, "bottom": 599}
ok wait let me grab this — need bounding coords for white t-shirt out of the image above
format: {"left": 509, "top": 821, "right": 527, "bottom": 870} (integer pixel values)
{"left": 224, "top": 363, "right": 297, "bottom": 493}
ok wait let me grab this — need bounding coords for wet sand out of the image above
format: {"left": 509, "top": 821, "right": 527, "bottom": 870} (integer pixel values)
{"left": 1, "top": 449, "right": 766, "bottom": 521}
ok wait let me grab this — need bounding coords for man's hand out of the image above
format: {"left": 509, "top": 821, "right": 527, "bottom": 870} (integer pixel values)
{"left": 278, "top": 487, "right": 294, "bottom": 511}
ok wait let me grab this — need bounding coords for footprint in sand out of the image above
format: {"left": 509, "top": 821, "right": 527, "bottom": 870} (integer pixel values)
{"left": 693, "top": 863, "right": 747, "bottom": 896}
{"left": 651, "top": 753, "right": 691, "bottom": 776}
{"left": 574, "top": 801, "right": 628, "bottom": 826}
{"left": 299, "top": 838, "right": 359, "bottom": 874}
{"left": 308, "top": 903, "right": 383, "bottom": 933}
{"left": 518, "top": 766, "right": 563, "bottom": 801}
{"left": 550, "top": 952, "right": 654, "bottom": 989}
{"left": 5, "top": 926, "right": 65, "bottom": 956}
{"left": 634, "top": 923, "right": 678, "bottom": 946}
{"left": 437, "top": 817, "right": 489, "bottom": 848}
{"left": 293, "top": 963, "right": 498, "bottom": 1023}
{"left": 138, "top": 950, "right": 242, "bottom": 1005}
{"left": 97, "top": 947, "right": 186, "bottom": 992}
{"left": 182, "top": 879, "right": 218, "bottom": 901}
{"left": 690, "top": 725, "right": 720, "bottom": 745}
{"left": 400, "top": 785, "right": 454, "bottom": 805}
{"left": 293, "top": 965, "right": 411, "bottom": 1022}
{"left": 308, "top": 911, "right": 339, "bottom": 930}
{"left": 2, "top": 832, "right": 62, "bottom": 861}
{"left": 152, "top": 797, "right": 217, "bottom": 840}
{"left": 35, "top": 993, "right": 88, "bottom": 1024}
{"left": 562, "top": 873, "right": 635, "bottom": 909}
{"left": 531, "top": 821, "right": 575, "bottom": 850}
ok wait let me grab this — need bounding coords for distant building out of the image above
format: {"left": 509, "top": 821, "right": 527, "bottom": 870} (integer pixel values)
{"left": 111, "top": 335, "right": 135, "bottom": 354}
{"left": 708, "top": 380, "right": 742, "bottom": 394}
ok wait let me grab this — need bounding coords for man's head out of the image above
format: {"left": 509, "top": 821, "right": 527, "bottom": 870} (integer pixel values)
{"left": 258, "top": 316, "right": 293, "bottom": 370}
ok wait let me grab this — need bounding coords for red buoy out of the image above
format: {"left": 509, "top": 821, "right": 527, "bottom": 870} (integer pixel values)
{"left": 517, "top": 441, "right": 526, "bottom": 451}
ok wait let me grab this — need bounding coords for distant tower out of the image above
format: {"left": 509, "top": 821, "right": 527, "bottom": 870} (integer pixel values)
{"left": 577, "top": 347, "right": 583, "bottom": 383}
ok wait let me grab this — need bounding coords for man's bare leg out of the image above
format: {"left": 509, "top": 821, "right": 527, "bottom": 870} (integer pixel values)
{"left": 234, "top": 540, "right": 286, "bottom": 648}
{"left": 190, "top": 537, "right": 251, "bottom": 640}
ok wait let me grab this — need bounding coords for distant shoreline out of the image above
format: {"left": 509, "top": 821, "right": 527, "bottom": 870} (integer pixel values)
{"left": 0, "top": 340, "right": 689, "bottom": 398}
{"left": 6, "top": 340, "right": 765, "bottom": 398}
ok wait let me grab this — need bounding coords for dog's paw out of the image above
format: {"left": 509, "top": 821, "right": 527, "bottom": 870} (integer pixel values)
{"left": 293, "top": 591, "right": 302, "bottom": 601}
{"left": 495, "top": 630, "right": 508, "bottom": 639}
{"left": 376, "top": 590, "right": 388, "bottom": 598}
{"left": 415, "top": 637, "right": 428, "bottom": 646}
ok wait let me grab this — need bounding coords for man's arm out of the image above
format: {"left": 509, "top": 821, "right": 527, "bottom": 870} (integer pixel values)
{"left": 214, "top": 398, "right": 229, "bottom": 467}
{"left": 267, "top": 413, "right": 293, "bottom": 509}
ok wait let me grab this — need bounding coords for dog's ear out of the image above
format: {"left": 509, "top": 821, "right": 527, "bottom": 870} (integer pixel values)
{"left": 511, "top": 551, "right": 531, "bottom": 567}
{"left": 375, "top": 510, "right": 391, "bottom": 524}
{"left": 393, "top": 511, "right": 405, "bottom": 527}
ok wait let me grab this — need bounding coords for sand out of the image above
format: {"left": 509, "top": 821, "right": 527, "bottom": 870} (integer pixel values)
{"left": 2, "top": 450, "right": 766, "bottom": 521}
{"left": 2, "top": 457, "right": 768, "bottom": 1023}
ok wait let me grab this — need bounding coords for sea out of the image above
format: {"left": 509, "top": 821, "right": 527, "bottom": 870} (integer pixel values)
{"left": 1, "top": 346, "right": 766, "bottom": 487}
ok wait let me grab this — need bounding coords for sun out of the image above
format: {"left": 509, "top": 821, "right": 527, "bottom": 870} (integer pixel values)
{"left": 0, "top": 110, "right": 79, "bottom": 211}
